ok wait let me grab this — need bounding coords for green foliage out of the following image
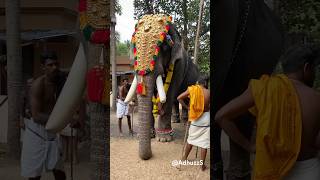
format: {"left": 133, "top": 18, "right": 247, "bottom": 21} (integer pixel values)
{"left": 133, "top": 0, "right": 210, "bottom": 74}
{"left": 279, "top": 0, "right": 320, "bottom": 42}
{"left": 115, "top": 31, "right": 130, "bottom": 56}
{"left": 117, "top": 42, "right": 129, "bottom": 56}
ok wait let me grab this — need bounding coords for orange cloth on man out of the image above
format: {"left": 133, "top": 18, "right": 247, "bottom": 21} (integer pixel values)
{"left": 249, "top": 74, "right": 302, "bottom": 180}
{"left": 188, "top": 85, "right": 204, "bottom": 121}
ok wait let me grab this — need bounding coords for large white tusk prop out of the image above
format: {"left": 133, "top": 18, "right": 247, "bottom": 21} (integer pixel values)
{"left": 45, "top": 43, "right": 87, "bottom": 133}
{"left": 124, "top": 75, "right": 138, "bottom": 103}
{"left": 156, "top": 75, "right": 166, "bottom": 103}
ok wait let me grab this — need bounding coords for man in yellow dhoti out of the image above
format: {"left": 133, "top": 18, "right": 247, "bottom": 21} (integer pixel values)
{"left": 177, "top": 76, "right": 210, "bottom": 171}
{"left": 215, "top": 44, "right": 320, "bottom": 180}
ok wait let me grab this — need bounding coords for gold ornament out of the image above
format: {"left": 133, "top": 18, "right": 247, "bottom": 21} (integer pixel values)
{"left": 134, "top": 14, "right": 170, "bottom": 72}
{"left": 87, "top": 0, "right": 109, "bottom": 29}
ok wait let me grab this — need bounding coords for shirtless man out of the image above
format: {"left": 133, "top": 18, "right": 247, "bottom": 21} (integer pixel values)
{"left": 177, "top": 76, "right": 210, "bottom": 171}
{"left": 117, "top": 78, "right": 133, "bottom": 136}
{"left": 215, "top": 44, "right": 320, "bottom": 179}
{"left": 21, "top": 51, "right": 66, "bottom": 180}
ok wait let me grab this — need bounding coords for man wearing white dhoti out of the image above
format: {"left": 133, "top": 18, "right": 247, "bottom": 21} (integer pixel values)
{"left": 187, "top": 112, "right": 210, "bottom": 149}
{"left": 21, "top": 51, "right": 66, "bottom": 180}
{"left": 117, "top": 78, "right": 133, "bottom": 136}
{"left": 177, "top": 76, "right": 210, "bottom": 171}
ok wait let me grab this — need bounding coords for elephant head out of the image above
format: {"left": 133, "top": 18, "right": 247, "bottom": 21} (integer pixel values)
{"left": 124, "top": 14, "right": 198, "bottom": 160}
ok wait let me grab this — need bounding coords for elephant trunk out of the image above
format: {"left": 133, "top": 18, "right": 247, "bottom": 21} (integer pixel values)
{"left": 137, "top": 74, "right": 155, "bottom": 160}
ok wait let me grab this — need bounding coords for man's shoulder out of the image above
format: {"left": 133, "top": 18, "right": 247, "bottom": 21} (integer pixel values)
{"left": 33, "top": 76, "right": 45, "bottom": 86}
{"left": 31, "top": 76, "right": 45, "bottom": 91}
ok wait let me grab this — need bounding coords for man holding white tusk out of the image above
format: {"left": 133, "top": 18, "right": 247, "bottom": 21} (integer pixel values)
{"left": 117, "top": 78, "right": 133, "bottom": 136}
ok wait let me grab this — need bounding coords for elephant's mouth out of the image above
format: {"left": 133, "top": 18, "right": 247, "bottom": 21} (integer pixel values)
{"left": 124, "top": 74, "right": 166, "bottom": 104}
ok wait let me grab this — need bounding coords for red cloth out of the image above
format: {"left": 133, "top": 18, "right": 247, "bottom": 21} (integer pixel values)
{"left": 78, "top": 0, "right": 87, "bottom": 12}
{"left": 90, "top": 30, "right": 110, "bottom": 44}
{"left": 86, "top": 66, "right": 105, "bottom": 102}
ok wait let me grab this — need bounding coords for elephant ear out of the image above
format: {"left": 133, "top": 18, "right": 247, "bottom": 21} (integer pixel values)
{"left": 168, "top": 24, "right": 185, "bottom": 65}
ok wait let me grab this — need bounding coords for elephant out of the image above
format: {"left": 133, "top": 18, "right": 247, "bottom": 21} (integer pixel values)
{"left": 213, "top": 0, "right": 284, "bottom": 179}
{"left": 124, "top": 14, "right": 200, "bottom": 160}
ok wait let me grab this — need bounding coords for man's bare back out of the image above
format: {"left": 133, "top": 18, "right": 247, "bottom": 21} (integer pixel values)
{"left": 290, "top": 79, "right": 320, "bottom": 160}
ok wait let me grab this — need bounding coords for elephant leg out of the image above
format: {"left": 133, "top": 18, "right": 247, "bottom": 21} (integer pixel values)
{"left": 171, "top": 100, "right": 180, "bottom": 123}
{"left": 156, "top": 96, "right": 174, "bottom": 142}
{"left": 226, "top": 113, "right": 254, "bottom": 180}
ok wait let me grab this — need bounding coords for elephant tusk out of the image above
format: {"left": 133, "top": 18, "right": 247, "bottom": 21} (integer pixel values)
{"left": 124, "top": 75, "right": 138, "bottom": 103}
{"left": 45, "top": 43, "right": 87, "bottom": 133}
{"left": 156, "top": 75, "right": 166, "bottom": 103}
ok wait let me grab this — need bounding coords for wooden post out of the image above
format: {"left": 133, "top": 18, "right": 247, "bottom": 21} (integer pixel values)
{"left": 5, "top": 0, "right": 23, "bottom": 159}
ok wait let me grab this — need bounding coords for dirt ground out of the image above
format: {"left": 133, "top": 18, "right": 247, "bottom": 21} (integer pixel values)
{"left": 0, "top": 110, "right": 212, "bottom": 180}
{"left": 110, "top": 110, "right": 210, "bottom": 180}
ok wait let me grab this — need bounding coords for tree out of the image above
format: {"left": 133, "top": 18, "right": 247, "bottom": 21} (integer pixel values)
{"left": 116, "top": 32, "right": 130, "bottom": 56}
{"left": 193, "top": 0, "right": 205, "bottom": 64}
{"left": 133, "top": 0, "right": 210, "bottom": 74}
{"left": 116, "top": 42, "right": 129, "bottom": 56}
{"left": 5, "top": 0, "right": 23, "bottom": 159}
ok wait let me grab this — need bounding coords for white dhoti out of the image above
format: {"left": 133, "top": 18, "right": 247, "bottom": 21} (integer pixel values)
{"left": 187, "top": 111, "right": 210, "bottom": 149}
{"left": 21, "top": 119, "right": 64, "bottom": 178}
{"left": 116, "top": 99, "right": 129, "bottom": 118}
{"left": 284, "top": 158, "right": 320, "bottom": 180}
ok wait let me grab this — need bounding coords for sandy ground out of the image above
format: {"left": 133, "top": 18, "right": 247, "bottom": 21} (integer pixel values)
{"left": 0, "top": 109, "right": 214, "bottom": 180}
{"left": 110, "top": 109, "right": 210, "bottom": 180}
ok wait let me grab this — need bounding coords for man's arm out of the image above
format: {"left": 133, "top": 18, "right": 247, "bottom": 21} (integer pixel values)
{"left": 177, "top": 89, "right": 190, "bottom": 110}
{"left": 215, "top": 87, "right": 255, "bottom": 153}
{"left": 30, "top": 80, "right": 49, "bottom": 125}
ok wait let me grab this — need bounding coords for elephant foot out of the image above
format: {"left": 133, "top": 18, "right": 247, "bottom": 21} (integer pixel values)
{"left": 156, "top": 128, "right": 174, "bottom": 142}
